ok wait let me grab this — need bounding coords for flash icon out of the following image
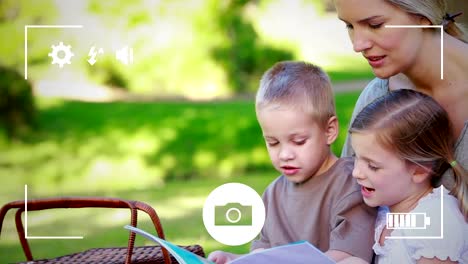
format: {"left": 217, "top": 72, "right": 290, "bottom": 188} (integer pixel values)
{"left": 87, "top": 46, "right": 104, "bottom": 65}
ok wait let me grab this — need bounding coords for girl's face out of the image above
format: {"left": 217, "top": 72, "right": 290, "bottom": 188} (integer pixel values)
{"left": 334, "top": 0, "right": 428, "bottom": 79}
{"left": 351, "top": 131, "right": 417, "bottom": 210}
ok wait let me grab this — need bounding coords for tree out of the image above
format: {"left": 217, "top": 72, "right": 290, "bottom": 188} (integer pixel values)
{"left": 0, "top": 66, "right": 36, "bottom": 140}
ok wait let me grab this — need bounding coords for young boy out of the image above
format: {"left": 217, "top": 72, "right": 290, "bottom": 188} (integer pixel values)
{"left": 208, "top": 61, "right": 376, "bottom": 263}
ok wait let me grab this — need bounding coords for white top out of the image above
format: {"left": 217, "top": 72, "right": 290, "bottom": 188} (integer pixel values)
{"left": 373, "top": 186, "right": 468, "bottom": 263}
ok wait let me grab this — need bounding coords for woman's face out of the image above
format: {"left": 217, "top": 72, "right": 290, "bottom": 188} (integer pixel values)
{"left": 334, "top": 0, "right": 428, "bottom": 79}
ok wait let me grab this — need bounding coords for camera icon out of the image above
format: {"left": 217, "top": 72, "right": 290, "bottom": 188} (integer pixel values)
{"left": 203, "top": 183, "right": 265, "bottom": 245}
{"left": 215, "top": 203, "right": 252, "bottom": 226}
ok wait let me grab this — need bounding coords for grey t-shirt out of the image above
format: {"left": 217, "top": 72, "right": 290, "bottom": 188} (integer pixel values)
{"left": 251, "top": 158, "right": 376, "bottom": 262}
{"left": 341, "top": 78, "right": 468, "bottom": 189}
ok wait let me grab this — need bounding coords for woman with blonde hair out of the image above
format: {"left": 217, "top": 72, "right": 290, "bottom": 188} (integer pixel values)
{"left": 350, "top": 89, "right": 467, "bottom": 263}
{"left": 335, "top": 0, "right": 468, "bottom": 190}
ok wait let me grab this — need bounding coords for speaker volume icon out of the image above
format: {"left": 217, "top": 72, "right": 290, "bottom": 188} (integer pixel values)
{"left": 115, "top": 46, "right": 133, "bottom": 65}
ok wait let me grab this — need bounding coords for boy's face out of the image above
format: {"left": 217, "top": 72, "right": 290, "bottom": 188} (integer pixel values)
{"left": 256, "top": 104, "right": 334, "bottom": 183}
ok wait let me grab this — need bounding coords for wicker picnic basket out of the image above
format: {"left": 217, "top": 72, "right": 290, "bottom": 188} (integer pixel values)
{"left": 0, "top": 197, "right": 206, "bottom": 264}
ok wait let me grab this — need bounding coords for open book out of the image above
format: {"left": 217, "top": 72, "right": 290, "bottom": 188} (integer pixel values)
{"left": 230, "top": 241, "right": 336, "bottom": 264}
{"left": 124, "top": 225, "right": 213, "bottom": 264}
{"left": 124, "top": 225, "right": 335, "bottom": 264}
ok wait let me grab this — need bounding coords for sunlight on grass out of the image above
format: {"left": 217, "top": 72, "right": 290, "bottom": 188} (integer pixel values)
{"left": 217, "top": 153, "right": 249, "bottom": 178}
{"left": 85, "top": 155, "right": 164, "bottom": 189}
{"left": 94, "top": 209, "right": 132, "bottom": 227}
{"left": 36, "top": 97, "right": 66, "bottom": 110}
{"left": 218, "top": 158, "right": 236, "bottom": 178}
{"left": 249, "top": 146, "right": 270, "bottom": 165}
{"left": 1, "top": 209, "right": 111, "bottom": 241}
{"left": 24, "top": 210, "right": 92, "bottom": 236}
{"left": 119, "top": 128, "right": 163, "bottom": 155}
{"left": 194, "top": 150, "right": 217, "bottom": 171}
{"left": 155, "top": 196, "right": 206, "bottom": 220}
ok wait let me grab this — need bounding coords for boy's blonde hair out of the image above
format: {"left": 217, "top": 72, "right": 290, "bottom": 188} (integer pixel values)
{"left": 386, "top": 0, "right": 468, "bottom": 43}
{"left": 350, "top": 89, "right": 468, "bottom": 219}
{"left": 256, "top": 61, "right": 335, "bottom": 128}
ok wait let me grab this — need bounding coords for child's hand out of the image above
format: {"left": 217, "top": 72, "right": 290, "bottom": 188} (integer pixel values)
{"left": 337, "top": 256, "right": 369, "bottom": 264}
{"left": 207, "top": 250, "right": 242, "bottom": 264}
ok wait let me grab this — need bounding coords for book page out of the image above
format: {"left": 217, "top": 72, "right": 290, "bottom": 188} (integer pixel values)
{"left": 124, "top": 225, "right": 213, "bottom": 264}
{"left": 231, "top": 241, "right": 336, "bottom": 264}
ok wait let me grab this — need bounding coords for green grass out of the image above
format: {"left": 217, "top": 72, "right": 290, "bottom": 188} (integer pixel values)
{"left": 326, "top": 56, "right": 374, "bottom": 83}
{"left": 0, "top": 91, "right": 359, "bottom": 197}
{"left": 0, "top": 91, "right": 360, "bottom": 263}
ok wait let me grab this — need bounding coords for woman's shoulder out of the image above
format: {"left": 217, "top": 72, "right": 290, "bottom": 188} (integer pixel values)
{"left": 358, "top": 78, "right": 389, "bottom": 102}
{"left": 350, "top": 78, "right": 390, "bottom": 121}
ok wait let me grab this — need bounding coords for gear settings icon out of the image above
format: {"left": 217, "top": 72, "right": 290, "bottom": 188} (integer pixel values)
{"left": 48, "top": 42, "right": 74, "bottom": 68}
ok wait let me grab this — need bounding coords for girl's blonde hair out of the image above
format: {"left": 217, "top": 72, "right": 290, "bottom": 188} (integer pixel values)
{"left": 386, "top": 0, "right": 468, "bottom": 43}
{"left": 350, "top": 89, "right": 467, "bottom": 219}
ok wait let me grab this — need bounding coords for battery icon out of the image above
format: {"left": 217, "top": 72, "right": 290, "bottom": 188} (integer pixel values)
{"left": 386, "top": 213, "right": 431, "bottom": 229}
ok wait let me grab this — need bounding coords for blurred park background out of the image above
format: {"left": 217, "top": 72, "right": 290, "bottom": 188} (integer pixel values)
{"left": 1, "top": 0, "right": 466, "bottom": 262}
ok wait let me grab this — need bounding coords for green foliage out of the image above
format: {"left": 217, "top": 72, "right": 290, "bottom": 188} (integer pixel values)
{"left": 210, "top": 0, "right": 294, "bottom": 93}
{"left": 86, "top": 0, "right": 233, "bottom": 96}
{"left": 88, "top": 0, "right": 152, "bottom": 29}
{"left": 0, "top": 66, "right": 36, "bottom": 140}
{"left": 1, "top": 0, "right": 370, "bottom": 97}
{"left": 333, "top": 91, "right": 361, "bottom": 155}
{"left": 84, "top": 0, "right": 296, "bottom": 95}
{"left": 90, "top": 57, "right": 129, "bottom": 90}
{"left": 0, "top": 0, "right": 57, "bottom": 69}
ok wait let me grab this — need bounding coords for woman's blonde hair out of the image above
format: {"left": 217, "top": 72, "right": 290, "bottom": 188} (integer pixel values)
{"left": 386, "top": 0, "right": 468, "bottom": 43}
{"left": 350, "top": 89, "right": 468, "bottom": 219}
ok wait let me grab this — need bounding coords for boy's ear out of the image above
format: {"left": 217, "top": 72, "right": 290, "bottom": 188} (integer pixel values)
{"left": 325, "top": 116, "right": 338, "bottom": 145}
{"left": 410, "top": 164, "right": 432, "bottom": 184}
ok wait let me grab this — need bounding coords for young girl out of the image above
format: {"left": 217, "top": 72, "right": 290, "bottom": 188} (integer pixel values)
{"left": 350, "top": 89, "right": 467, "bottom": 263}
